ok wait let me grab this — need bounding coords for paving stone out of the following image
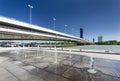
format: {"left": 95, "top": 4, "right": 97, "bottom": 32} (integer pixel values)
{"left": 25, "top": 77, "right": 46, "bottom": 81}
{"left": 45, "top": 63, "right": 69, "bottom": 75}
{"left": 0, "top": 70, "right": 12, "bottom": 81}
{"left": 22, "top": 65, "right": 36, "bottom": 70}
{"left": 2, "top": 75, "right": 20, "bottom": 81}
{"left": 34, "top": 62, "right": 49, "bottom": 69}
{"left": 73, "top": 62, "right": 90, "bottom": 68}
{"left": 63, "top": 67, "right": 87, "bottom": 81}
{"left": 61, "top": 59, "right": 75, "bottom": 66}
{"left": 37, "top": 69, "right": 70, "bottom": 81}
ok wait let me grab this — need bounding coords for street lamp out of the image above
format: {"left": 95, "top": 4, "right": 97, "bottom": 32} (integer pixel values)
{"left": 53, "top": 17, "right": 56, "bottom": 30}
{"left": 65, "top": 24, "right": 67, "bottom": 33}
{"left": 72, "top": 28, "right": 74, "bottom": 36}
{"left": 53, "top": 17, "right": 58, "bottom": 64}
{"left": 28, "top": 4, "right": 33, "bottom": 24}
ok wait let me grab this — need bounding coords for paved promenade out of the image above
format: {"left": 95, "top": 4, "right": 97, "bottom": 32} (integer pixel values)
{"left": 0, "top": 48, "right": 120, "bottom": 81}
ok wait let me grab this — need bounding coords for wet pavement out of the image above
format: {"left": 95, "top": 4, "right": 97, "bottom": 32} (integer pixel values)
{"left": 0, "top": 48, "right": 120, "bottom": 81}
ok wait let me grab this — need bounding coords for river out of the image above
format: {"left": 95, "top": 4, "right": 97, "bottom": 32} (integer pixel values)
{"left": 66, "top": 45, "right": 120, "bottom": 53}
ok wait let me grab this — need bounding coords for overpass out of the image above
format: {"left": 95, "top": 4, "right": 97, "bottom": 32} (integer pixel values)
{"left": 0, "top": 16, "right": 88, "bottom": 43}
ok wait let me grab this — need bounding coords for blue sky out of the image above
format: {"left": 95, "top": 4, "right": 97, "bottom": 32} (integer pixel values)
{"left": 0, "top": 0, "right": 120, "bottom": 41}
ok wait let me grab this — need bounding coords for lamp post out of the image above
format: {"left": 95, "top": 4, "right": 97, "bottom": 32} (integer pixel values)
{"left": 65, "top": 24, "right": 67, "bottom": 33}
{"left": 72, "top": 28, "right": 74, "bottom": 36}
{"left": 53, "top": 17, "right": 58, "bottom": 64}
{"left": 53, "top": 17, "right": 56, "bottom": 30}
{"left": 28, "top": 4, "right": 33, "bottom": 24}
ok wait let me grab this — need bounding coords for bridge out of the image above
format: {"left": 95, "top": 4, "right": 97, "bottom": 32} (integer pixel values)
{"left": 0, "top": 16, "right": 88, "bottom": 43}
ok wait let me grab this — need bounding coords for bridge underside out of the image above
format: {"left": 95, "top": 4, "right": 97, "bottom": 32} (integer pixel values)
{"left": 0, "top": 31, "right": 63, "bottom": 40}
{"left": 0, "top": 16, "right": 89, "bottom": 43}
{"left": 0, "top": 31, "right": 82, "bottom": 42}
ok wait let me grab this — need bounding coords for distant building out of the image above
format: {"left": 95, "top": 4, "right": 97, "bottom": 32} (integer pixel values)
{"left": 80, "top": 28, "right": 83, "bottom": 38}
{"left": 93, "top": 38, "right": 95, "bottom": 43}
{"left": 98, "top": 36, "right": 103, "bottom": 42}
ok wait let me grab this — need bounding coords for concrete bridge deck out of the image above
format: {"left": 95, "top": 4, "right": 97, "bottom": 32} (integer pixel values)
{"left": 0, "top": 16, "right": 88, "bottom": 43}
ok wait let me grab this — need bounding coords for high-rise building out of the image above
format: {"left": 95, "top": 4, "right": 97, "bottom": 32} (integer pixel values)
{"left": 93, "top": 38, "right": 95, "bottom": 43}
{"left": 98, "top": 36, "right": 103, "bottom": 42}
{"left": 80, "top": 28, "right": 83, "bottom": 38}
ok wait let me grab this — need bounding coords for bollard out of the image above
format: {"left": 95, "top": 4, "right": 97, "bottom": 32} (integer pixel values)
{"left": 105, "top": 50, "right": 109, "bottom": 53}
{"left": 80, "top": 49, "right": 82, "bottom": 51}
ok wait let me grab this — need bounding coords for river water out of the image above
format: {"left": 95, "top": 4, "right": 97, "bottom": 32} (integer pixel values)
{"left": 69, "top": 45, "right": 120, "bottom": 53}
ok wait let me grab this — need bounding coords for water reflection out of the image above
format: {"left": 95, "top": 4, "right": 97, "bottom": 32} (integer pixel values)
{"left": 86, "top": 74, "right": 94, "bottom": 81}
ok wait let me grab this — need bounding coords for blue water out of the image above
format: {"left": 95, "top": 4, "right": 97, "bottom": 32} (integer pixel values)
{"left": 78, "top": 45, "right": 120, "bottom": 52}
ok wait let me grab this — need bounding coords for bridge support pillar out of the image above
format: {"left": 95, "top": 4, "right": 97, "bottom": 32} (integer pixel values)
{"left": 87, "top": 57, "right": 97, "bottom": 74}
